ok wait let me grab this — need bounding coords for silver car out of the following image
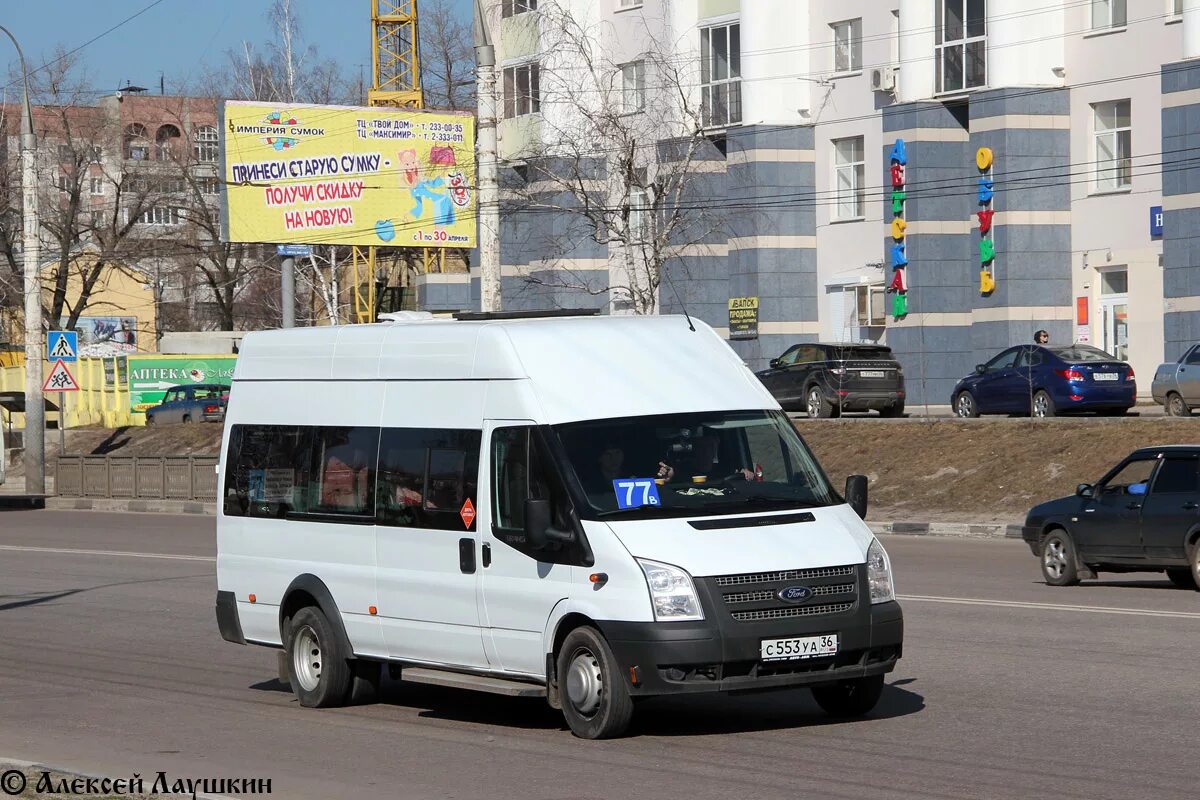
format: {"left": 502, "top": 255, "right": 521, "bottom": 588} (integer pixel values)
{"left": 1152, "top": 344, "right": 1200, "bottom": 416}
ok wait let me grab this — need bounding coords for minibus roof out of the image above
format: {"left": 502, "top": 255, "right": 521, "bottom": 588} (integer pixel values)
{"left": 234, "top": 314, "right": 778, "bottom": 422}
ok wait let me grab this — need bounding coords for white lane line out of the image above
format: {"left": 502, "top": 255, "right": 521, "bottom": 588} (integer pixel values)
{"left": 0, "top": 544, "right": 214, "bottom": 562}
{"left": 899, "top": 594, "right": 1200, "bottom": 619}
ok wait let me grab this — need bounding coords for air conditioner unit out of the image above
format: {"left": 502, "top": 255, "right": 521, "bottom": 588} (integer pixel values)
{"left": 870, "top": 66, "right": 897, "bottom": 93}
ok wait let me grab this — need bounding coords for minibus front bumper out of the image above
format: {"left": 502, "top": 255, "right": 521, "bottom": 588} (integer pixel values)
{"left": 596, "top": 599, "right": 903, "bottom": 696}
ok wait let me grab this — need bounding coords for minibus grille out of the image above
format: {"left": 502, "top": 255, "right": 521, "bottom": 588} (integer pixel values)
{"left": 708, "top": 565, "right": 860, "bottom": 623}
{"left": 714, "top": 565, "right": 854, "bottom": 587}
{"left": 730, "top": 602, "right": 854, "bottom": 622}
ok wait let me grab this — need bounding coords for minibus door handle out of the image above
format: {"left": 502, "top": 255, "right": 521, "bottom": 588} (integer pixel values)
{"left": 458, "top": 538, "right": 476, "bottom": 574}
{"left": 482, "top": 543, "right": 492, "bottom": 568}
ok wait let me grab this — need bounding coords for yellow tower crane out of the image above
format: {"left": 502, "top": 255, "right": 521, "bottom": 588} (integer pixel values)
{"left": 351, "top": 0, "right": 444, "bottom": 324}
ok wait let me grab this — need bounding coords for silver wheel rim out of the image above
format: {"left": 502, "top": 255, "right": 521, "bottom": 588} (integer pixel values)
{"left": 293, "top": 625, "right": 323, "bottom": 692}
{"left": 807, "top": 390, "right": 822, "bottom": 418}
{"left": 956, "top": 395, "right": 972, "bottom": 417}
{"left": 1171, "top": 396, "right": 1184, "bottom": 416}
{"left": 565, "top": 648, "right": 603, "bottom": 717}
{"left": 1043, "top": 538, "right": 1067, "bottom": 579}
{"left": 1033, "top": 394, "right": 1049, "bottom": 417}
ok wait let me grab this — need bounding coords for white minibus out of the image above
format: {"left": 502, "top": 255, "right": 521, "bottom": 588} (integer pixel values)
{"left": 215, "top": 310, "right": 903, "bottom": 739}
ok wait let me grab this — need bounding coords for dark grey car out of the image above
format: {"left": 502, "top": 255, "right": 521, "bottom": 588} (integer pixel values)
{"left": 755, "top": 343, "right": 906, "bottom": 418}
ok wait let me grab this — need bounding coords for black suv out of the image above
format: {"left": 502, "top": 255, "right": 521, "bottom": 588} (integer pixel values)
{"left": 755, "top": 343, "right": 906, "bottom": 418}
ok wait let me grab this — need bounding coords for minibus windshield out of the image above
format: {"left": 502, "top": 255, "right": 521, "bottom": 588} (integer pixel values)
{"left": 554, "top": 410, "right": 839, "bottom": 519}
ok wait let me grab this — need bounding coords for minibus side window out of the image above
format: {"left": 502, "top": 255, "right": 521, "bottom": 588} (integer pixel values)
{"left": 223, "top": 424, "right": 314, "bottom": 518}
{"left": 376, "top": 428, "right": 481, "bottom": 531}
{"left": 306, "top": 426, "right": 380, "bottom": 516}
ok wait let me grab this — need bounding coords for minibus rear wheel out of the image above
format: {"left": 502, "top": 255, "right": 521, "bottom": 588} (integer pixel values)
{"left": 286, "top": 606, "right": 352, "bottom": 708}
{"left": 811, "top": 674, "right": 884, "bottom": 718}
{"left": 557, "top": 627, "right": 633, "bottom": 739}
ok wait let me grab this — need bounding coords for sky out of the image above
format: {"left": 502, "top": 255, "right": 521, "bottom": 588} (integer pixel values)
{"left": 2, "top": 0, "right": 472, "bottom": 99}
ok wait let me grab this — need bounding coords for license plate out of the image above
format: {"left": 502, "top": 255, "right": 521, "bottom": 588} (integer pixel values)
{"left": 859, "top": 370, "right": 886, "bottom": 378}
{"left": 760, "top": 634, "right": 838, "bottom": 662}
{"left": 1093, "top": 373, "right": 1118, "bottom": 382}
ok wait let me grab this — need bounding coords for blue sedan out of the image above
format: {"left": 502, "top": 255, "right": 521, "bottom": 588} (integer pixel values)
{"left": 951, "top": 344, "right": 1136, "bottom": 418}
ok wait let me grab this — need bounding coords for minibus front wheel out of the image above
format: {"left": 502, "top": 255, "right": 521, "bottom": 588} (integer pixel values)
{"left": 285, "top": 606, "right": 352, "bottom": 708}
{"left": 557, "top": 627, "right": 633, "bottom": 739}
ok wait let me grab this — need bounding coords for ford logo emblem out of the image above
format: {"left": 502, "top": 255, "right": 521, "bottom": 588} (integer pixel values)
{"left": 777, "top": 585, "right": 814, "bottom": 603}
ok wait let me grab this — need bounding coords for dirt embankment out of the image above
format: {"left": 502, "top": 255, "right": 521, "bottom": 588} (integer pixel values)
{"left": 796, "top": 418, "right": 1200, "bottom": 523}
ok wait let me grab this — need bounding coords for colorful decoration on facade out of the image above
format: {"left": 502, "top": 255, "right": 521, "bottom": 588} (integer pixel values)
{"left": 888, "top": 139, "right": 908, "bottom": 320}
{"left": 977, "top": 146, "right": 996, "bottom": 295}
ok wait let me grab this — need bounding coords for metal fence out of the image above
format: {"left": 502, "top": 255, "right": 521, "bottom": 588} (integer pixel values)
{"left": 56, "top": 455, "right": 219, "bottom": 501}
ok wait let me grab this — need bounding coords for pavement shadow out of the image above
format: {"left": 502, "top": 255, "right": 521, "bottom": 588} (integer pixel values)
{"left": 1084, "top": 580, "right": 1195, "bottom": 591}
{"left": 0, "top": 573, "right": 212, "bottom": 612}
{"left": 91, "top": 426, "right": 133, "bottom": 455}
{"left": 351, "top": 676, "right": 922, "bottom": 737}
{"left": 249, "top": 678, "right": 292, "bottom": 694}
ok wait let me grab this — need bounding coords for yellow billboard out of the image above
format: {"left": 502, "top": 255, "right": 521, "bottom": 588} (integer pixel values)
{"left": 221, "top": 101, "right": 476, "bottom": 248}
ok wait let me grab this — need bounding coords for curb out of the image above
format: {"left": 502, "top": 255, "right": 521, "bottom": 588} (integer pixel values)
{"left": 870, "top": 521, "right": 1024, "bottom": 539}
{"left": 45, "top": 497, "right": 217, "bottom": 515}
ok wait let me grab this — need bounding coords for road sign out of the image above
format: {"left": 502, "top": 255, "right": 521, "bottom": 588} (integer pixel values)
{"left": 276, "top": 244, "right": 313, "bottom": 257}
{"left": 42, "top": 360, "right": 79, "bottom": 392}
{"left": 47, "top": 331, "right": 78, "bottom": 362}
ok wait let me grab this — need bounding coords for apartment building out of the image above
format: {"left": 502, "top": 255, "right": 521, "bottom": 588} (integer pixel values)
{"left": 488, "top": 0, "right": 1200, "bottom": 403}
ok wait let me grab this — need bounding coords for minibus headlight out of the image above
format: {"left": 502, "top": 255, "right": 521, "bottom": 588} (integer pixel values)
{"left": 867, "top": 539, "right": 895, "bottom": 604}
{"left": 636, "top": 559, "right": 704, "bottom": 622}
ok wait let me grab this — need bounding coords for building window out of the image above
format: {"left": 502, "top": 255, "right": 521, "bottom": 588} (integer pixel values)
{"left": 197, "top": 176, "right": 221, "bottom": 194}
{"left": 89, "top": 177, "right": 103, "bottom": 196}
{"left": 194, "top": 126, "right": 219, "bottom": 162}
{"left": 856, "top": 284, "right": 886, "bottom": 326}
{"left": 833, "top": 137, "right": 865, "bottom": 219}
{"left": 125, "top": 123, "right": 149, "bottom": 161}
{"left": 620, "top": 61, "right": 646, "bottom": 113}
{"left": 501, "top": 0, "right": 536, "bottom": 18}
{"left": 90, "top": 210, "right": 104, "bottom": 228}
{"left": 56, "top": 173, "right": 70, "bottom": 192}
{"left": 831, "top": 19, "right": 863, "bottom": 73}
{"left": 155, "top": 124, "right": 182, "bottom": 162}
{"left": 57, "top": 144, "right": 73, "bottom": 161}
{"left": 502, "top": 63, "right": 541, "bottom": 119}
{"left": 1091, "top": 0, "right": 1126, "bottom": 29}
{"left": 138, "top": 206, "right": 182, "bottom": 225}
{"left": 1093, "top": 99, "right": 1131, "bottom": 191}
{"left": 701, "top": 23, "right": 741, "bottom": 128}
{"left": 936, "top": 0, "right": 986, "bottom": 93}
{"left": 628, "top": 168, "right": 650, "bottom": 241}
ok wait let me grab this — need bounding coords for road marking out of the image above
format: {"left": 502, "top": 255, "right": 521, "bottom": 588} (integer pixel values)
{"left": 0, "top": 545, "right": 214, "bottom": 562}
{"left": 900, "top": 593, "right": 1200, "bottom": 619}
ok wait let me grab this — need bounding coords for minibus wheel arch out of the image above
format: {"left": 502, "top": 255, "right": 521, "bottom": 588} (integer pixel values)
{"left": 279, "top": 575, "right": 354, "bottom": 657}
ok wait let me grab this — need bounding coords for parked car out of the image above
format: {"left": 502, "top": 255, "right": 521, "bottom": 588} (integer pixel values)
{"left": 1151, "top": 343, "right": 1200, "bottom": 416}
{"left": 1022, "top": 446, "right": 1200, "bottom": 588}
{"left": 145, "top": 383, "right": 229, "bottom": 425}
{"left": 951, "top": 344, "right": 1135, "bottom": 418}
{"left": 755, "top": 343, "right": 906, "bottom": 418}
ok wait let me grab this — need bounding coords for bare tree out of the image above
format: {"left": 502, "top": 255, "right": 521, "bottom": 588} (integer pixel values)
{"left": 422, "top": 0, "right": 475, "bottom": 110}
{"left": 504, "top": 6, "right": 725, "bottom": 314}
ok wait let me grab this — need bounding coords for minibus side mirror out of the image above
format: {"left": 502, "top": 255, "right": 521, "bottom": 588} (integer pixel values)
{"left": 524, "top": 499, "right": 576, "bottom": 549}
{"left": 845, "top": 475, "right": 868, "bottom": 520}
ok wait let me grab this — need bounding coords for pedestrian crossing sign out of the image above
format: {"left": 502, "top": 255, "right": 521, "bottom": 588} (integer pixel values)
{"left": 42, "top": 359, "right": 79, "bottom": 393}
{"left": 47, "top": 331, "right": 78, "bottom": 362}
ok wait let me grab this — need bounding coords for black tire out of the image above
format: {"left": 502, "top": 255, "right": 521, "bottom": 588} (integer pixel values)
{"left": 145, "top": 414, "right": 155, "bottom": 426}
{"left": 1190, "top": 541, "right": 1200, "bottom": 590}
{"left": 879, "top": 402, "right": 905, "bottom": 418}
{"left": 1040, "top": 529, "right": 1080, "bottom": 586}
{"left": 345, "top": 659, "right": 381, "bottom": 704}
{"left": 557, "top": 626, "right": 634, "bottom": 739}
{"left": 805, "top": 385, "right": 838, "bottom": 419}
{"left": 1167, "top": 392, "right": 1190, "bottom": 417}
{"left": 182, "top": 414, "right": 193, "bottom": 424}
{"left": 811, "top": 674, "right": 884, "bottom": 718}
{"left": 284, "top": 606, "right": 352, "bottom": 708}
{"left": 1166, "top": 567, "right": 1197, "bottom": 590}
{"left": 953, "top": 391, "right": 979, "bottom": 418}
{"left": 1031, "top": 390, "right": 1056, "bottom": 418}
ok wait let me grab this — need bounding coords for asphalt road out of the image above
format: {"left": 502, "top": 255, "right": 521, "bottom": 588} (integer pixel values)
{"left": 1, "top": 511, "right": 1198, "bottom": 799}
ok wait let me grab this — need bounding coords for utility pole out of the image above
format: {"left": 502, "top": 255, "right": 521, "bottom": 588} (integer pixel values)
{"left": 281, "top": 255, "right": 296, "bottom": 327}
{"left": 475, "top": 0, "right": 501, "bottom": 312}
{"left": 1, "top": 26, "right": 44, "bottom": 495}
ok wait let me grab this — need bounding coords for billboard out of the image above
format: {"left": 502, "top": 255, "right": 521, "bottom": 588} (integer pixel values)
{"left": 127, "top": 355, "right": 236, "bottom": 412}
{"left": 221, "top": 101, "right": 476, "bottom": 249}
{"left": 64, "top": 316, "right": 140, "bottom": 358}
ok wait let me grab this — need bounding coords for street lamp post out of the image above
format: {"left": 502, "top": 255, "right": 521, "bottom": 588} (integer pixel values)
{"left": 0, "top": 26, "right": 45, "bottom": 495}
